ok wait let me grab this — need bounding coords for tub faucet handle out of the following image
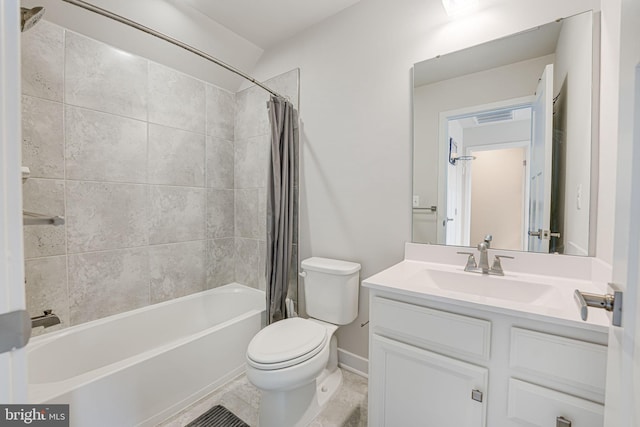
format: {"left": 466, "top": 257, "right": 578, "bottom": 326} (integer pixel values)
{"left": 31, "top": 309, "right": 60, "bottom": 329}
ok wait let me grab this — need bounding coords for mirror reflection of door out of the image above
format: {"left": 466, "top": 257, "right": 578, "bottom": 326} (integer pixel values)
{"left": 528, "top": 64, "right": 554, "bottom": 253}
{"left": 444, "top": 104, "right": 533, "bottom": 250}
{"left": 468, "top": 146, "right": 528, "bottom": 251}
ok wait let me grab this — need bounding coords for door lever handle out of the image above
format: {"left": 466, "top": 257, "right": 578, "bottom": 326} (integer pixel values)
{"left": 574, "top": 288, "right": 623, "bottom": 326}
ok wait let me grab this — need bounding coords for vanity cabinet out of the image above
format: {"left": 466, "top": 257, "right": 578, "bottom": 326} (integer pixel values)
{"left": 370, "top": 335, "right": 488, "bottom": 426}
{"left": 367, "top": 294, "right": 608, "bottom": 427}
{"left": 369, "top": 296, "right": 490, "bottom": 426}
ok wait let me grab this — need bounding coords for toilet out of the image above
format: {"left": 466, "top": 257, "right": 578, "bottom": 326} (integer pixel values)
{"left": 246, "top": 257, "right": 361, "bottom": 427}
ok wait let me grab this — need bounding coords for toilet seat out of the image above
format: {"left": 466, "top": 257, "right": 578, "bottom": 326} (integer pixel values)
{"left": 247, "top": 318, "right": 328, "bottom": 370}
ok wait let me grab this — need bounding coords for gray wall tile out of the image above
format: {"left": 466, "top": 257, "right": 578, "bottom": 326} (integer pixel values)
{"left": 149, "top": 124, "right": 205, "bottom": 187}
{"left": 235, "top": 189, "right": 260, "bottom": 239}
{"left": 22, "top": 96, "right": 64, "bottom": 179}
{"left": 21, "top": 20, "right": 64, "bottom": 102}
{"left": 68, "top": 248, "right": 149, "bottom": 324}
{"left": 149, "top": 186, "right": 206, "bottom": 244}
{"left": 25, "top": 256, "right": 69, "bottom": 336}
{"left": 235, "top": 135, "right": 269, "bottom": 189}
{"left": 206, "top": 137, "right": 234, "bottom": 189}
{"left": 65, "top": 106, "right": 147, "bottom": 183}
{"left": 150, "top": 241, "right": 205, "bottom": 303}
{"left": 65, "top": 32, "right": 148, "bottom": 121}
{"left": 148, "top": 63, "right": 205, "bottom": 133}
{"left": 207, "top": 189, "right": 234, "bottom": 239}
{"left": 206, "top": 84, "right": 235, "bottom": 140}
{"left": 206, "top": 238, "right": 236, "bottom": 289}
{"left": 235, "top": 86, "right": 269, "bottom": 141}
{"left": 235, "top": 238, "right": 260, "bottom": 288}
{"left": 23, "top": 179, "right": 66, "bottom": 259}
{"left": 21, "top": 17, "right": 298, "bottom": 334}
{"left": 66, "top": 181, "right": 148, "bottom": 253}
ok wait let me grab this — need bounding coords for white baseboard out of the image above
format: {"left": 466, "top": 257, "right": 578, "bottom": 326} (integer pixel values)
{"left": 337, "top": 348, "right": 368, "bottom": 378}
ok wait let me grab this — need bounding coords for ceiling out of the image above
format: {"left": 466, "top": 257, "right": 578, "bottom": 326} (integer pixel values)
{"left": 413, "top": 19, "right": 563, "bottom": 87}
{"left": 182, "top": 0, "right": 363, "bottom": 49}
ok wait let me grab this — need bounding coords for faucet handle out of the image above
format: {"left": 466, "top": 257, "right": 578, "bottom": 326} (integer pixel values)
{"left": 491, "top": 255, "right": 514, "bottom": 275}
{"left": 457, "top": 251, "right": 477, "bottom": 271}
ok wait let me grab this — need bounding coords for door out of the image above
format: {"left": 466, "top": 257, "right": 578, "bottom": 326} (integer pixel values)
{"left": 528, "top": 64, "right": 554, "bottom": 253}
{"left": 604, "top": 0, "right": 640, "bottom": 424}
{"left": 468, "top": 145, "right": 528, "bottom": 251}
{"left": 369, "top": 334, "right": 488, "bottom": 427}
{"left": 445, "top": 154, "right": 461, "bottom": 245}
{"left": 0, "top": 0, "right": 29, "bottom": 403}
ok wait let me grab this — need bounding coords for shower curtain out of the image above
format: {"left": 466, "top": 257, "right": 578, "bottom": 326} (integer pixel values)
{"left": 266, "top": 96, "right": 296, "bottom": 324}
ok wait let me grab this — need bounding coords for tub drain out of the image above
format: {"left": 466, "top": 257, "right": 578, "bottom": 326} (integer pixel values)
{"left": 185, "top": 405, "right": 249, "bottom": 427}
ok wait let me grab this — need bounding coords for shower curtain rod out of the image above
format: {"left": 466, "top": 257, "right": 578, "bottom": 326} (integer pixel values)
{"left": 62, "top": 0, "right": 286, "bottom": 100}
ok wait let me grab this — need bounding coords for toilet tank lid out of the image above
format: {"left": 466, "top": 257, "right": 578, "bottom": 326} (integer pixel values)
{"left": 301, "top": 257, "right": 361, "bottom": 275}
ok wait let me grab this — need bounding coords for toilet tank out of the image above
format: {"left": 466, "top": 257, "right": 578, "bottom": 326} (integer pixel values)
{"left": 301, "top": 257, "right": 361, "bottom": 325}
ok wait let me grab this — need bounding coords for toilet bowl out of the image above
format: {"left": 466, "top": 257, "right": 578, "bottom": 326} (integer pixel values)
{"left": 246, "top": 257, "right": 361, "bottom": 427}
{"left": 246, "top": 318, "right": 340, "bottom": 427}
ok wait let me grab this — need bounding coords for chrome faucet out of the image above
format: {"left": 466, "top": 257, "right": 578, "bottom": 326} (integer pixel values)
{"left": 457, "top": 237, "right": 514, "bottom": 276}
{"left": 477, "top": 240, "right": 491, "bottom": 274}
{"left": 31, "top": 309, "right": 60, "bottom": 329}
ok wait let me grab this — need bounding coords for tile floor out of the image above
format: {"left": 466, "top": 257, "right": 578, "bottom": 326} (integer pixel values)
{"left": 158, "top": 369, "right": 368, "bottom": 427}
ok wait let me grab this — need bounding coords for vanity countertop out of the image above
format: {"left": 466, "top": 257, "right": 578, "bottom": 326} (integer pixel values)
{"left": 363, "top": 259, "right": 610, "bottom": 334}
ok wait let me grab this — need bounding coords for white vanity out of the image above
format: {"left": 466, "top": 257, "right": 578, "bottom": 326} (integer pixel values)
{"left": 364, "top": 243, "right": 610, "bottom": 427}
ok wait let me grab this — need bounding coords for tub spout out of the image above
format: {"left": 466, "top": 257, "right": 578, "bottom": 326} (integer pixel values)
{"left": 31, "top": 309, "right": 60, "bottom": 329}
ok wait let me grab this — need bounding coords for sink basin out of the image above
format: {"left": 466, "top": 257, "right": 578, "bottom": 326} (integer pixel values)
{"left": 409, "top": 268, "right": 556, "bottom": 304}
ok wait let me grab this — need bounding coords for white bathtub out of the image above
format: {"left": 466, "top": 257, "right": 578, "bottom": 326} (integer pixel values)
{"left": 27, "top": 283, "right": 265, "bottom": 427}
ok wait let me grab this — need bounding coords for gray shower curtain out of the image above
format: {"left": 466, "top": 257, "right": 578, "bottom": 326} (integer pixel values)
{"left": 266, "top": 96, "right": 296, "bottom": 324}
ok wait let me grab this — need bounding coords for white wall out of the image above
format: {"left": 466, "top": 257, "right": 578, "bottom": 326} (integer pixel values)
{"left": 553, "top": 11, "right": 594, "bottom": 256}
{"left": 249, "top": 0, "right": 605, "bottom": 360}
{"left": 597, "top": 2, "right": 621, "bottom": 266}
{"left": 21, "top": 0, "right": 264, "bottom": 91}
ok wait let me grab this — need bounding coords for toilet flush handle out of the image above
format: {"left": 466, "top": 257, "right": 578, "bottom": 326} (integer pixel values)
{"left": 298, "top": 271, "right": 307, "bottom": 278}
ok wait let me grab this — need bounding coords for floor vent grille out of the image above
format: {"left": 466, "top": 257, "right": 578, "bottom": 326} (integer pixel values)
{"left": 184, "top": 405, "right": 250, "bottom": 427}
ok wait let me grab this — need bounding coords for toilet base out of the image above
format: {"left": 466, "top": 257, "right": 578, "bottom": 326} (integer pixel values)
{"left": 258, "top": 367, "right": 343, "bottom": 427}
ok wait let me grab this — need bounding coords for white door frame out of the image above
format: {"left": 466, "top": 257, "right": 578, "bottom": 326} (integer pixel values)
{"left": 0, "top": 1, "right": 29, "bottom": 403}
{"left": 528, "top": 64, "right": 554, "bottom": 254}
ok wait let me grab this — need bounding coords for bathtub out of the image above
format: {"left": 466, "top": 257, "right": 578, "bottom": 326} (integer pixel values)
{"left": 27, "top": 283, "right": 265, "bottom": 427}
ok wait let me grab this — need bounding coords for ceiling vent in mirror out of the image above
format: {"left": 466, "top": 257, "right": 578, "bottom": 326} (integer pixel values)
{"left": 474, "top": 110, "right": 513, "bottom": 125}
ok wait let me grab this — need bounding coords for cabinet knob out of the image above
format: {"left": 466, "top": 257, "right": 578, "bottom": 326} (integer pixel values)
{"left": 556, "top": 416, "right": 572, "bottom": 427}
{"left": 471, "top": 389, "right": 483, "bottom": 402}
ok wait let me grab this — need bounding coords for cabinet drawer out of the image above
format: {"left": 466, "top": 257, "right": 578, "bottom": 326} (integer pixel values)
{"left": 510, "top": 328, "right": 607, "bottom": 400}
{"left": 508, "top": 378, "right": 604, "bottom": 427}
{"left": 372, "top": 297, "right": 491, "bottom": 361}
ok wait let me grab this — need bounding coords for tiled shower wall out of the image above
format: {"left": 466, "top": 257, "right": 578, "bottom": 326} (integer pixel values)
{"left": 21, "top": 20, "right": 299, "bottom": 335}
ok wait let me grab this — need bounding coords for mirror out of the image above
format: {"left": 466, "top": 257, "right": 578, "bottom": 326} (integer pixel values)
{"left": 412, "top": 10, "right": 598, "bottom": 256}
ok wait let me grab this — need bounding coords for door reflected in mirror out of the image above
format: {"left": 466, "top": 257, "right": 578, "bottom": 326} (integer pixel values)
{"left": 412, "top": 10, "right": 598, "bottom": 256}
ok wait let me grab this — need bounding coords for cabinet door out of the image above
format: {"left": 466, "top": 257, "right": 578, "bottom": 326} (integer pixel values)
{"left": 369, "top": 334, "right": 488, "bottom": 427}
